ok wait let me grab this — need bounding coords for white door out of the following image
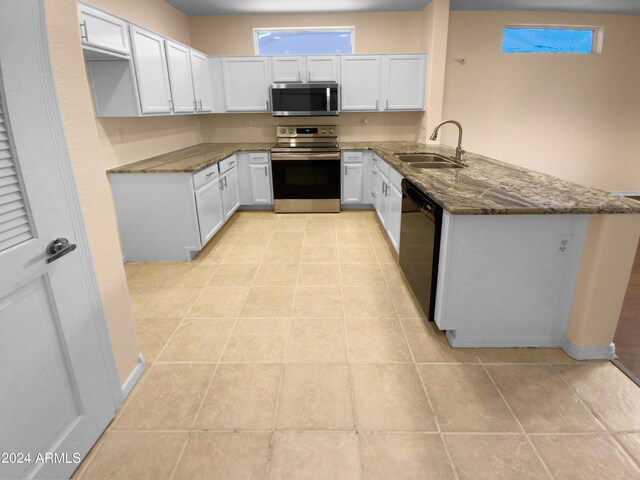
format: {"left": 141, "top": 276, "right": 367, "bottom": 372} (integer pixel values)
{"left": 342, "top": 162, "right": 364, "bottom": 204}
{"left": 165, "top": 41, "right": 196, "bottom": 114}
{"left": 386, "top": 182, "right": 403, "bottom": 253}
{"left": 129, "top": 26, "right": 172, "bottom": 114}
{"left": 194, "top": 178, "right": 224, "bottom": 245}
{"left": 249, "top": 163, "right": 272, "bottom": 204}
{"left": 381, "top": 55, "right": 427, "bottom": 111}
{"left": 306, "top": 56, "right": 339, "bottom": 82}
{"left": 222, "top": 58, "right": 271, "bottom": 112}
{"left": 1, "top": 3, "right": 120, "bottom": 479}
{"left": 271, "top": 56, "right": 304, "bottom": 83}
{"left": 190, "top": 51, "right": 213, "bottom": 112}
{"left": 78, "top": 4, "right": 130, "bottom": 55}
{"left": 340, "top": 56, "right": 381, "bottom": 111}
{"left": 221, "top": 167, "right": 241, "bottom": 218}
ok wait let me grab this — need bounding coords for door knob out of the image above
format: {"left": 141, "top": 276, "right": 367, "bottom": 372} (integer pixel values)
{"left": 46, "top": 238, "right": 77, "bottom": 264}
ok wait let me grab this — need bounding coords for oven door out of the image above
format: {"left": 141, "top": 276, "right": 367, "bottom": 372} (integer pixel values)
{"left": 270, "top": 84, "right": 339, "bottom": 116}
{"left": 271, "top": 153, "right": 341, "bottom": 212}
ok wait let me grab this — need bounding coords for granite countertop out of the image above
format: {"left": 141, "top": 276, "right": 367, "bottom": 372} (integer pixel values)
{"left": 341, "top": 141, "right": 640, "bottom": 215}
{"left": 108, "top": 140, "right": 639, "bottom": 215}
{"left": 107, "top": 143, "right": 274, "bottom": 174}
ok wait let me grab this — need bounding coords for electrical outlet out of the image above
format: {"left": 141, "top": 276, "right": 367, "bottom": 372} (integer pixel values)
{"left": 244, "top": 121, "right": 251, "bottom": 128}
{"left": 361, "top": 118, "right": 368, "bottom": 127}
{"left": 556, "top": 234, "right": 573, "bottom": 253}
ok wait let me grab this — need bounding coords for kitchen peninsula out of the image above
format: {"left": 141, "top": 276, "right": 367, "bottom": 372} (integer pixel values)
{"left": 108, "top": 141, "right": 640, "bottom": 359}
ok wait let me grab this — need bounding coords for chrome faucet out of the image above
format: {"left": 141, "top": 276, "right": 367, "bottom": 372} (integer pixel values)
{"left": 429, "top": 120, "right": 466, "bottom": 163}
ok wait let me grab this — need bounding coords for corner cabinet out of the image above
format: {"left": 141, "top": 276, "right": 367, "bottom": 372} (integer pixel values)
{"left": 221, "top": 58, "right": 271, "bottom": 112}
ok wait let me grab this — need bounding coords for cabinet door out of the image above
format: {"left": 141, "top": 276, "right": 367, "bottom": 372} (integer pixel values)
{"left": 386, "top": 181, "right": 402, "bottom": 253}
{"left": 165, "top": 41, "right": 196, "bottom": 113}
{"left": 306, "top": 56, "right": 339, "bottom": 82}
{"left": 190, "top": 51, "right": 213, "bottom": 112}
{"left": 79, "top": 4, "right": 130, "bottom": 55}
{"left": 381, "top": 55, "right": 427, "bottom": 111}
{"left": 271, "top": 57, "right": 304, "bottom": 83}
{"left": 221, "top": 166, "right": 241, "bottom": 218}
{"left": 222, "top": 58, "right": 271, "bottom": 111}
{"left": 340, "top": 56, "right": 381, "bottom": 111}
{"left": 342, "top": 162, "right": 364, "bottom": 204}
{"left": 249, "top": 164, "right": 273, "bottom": 204}
{"left": 130, "top": 26, "right": 172, "bottom": 114}
{"left": 377, "top": 170, "right": 389, "bottom": 227}
{"left": 195, "top": 179, "right": 225, "bottom": 246}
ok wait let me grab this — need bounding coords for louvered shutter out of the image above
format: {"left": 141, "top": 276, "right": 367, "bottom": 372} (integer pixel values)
{"left": 0, "top": 95, "right": 33, "bottom": 252}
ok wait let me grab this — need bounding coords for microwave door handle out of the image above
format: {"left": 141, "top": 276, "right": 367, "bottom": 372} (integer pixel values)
{"left": 326, "top": 87, "right": 330, "bottom": 112}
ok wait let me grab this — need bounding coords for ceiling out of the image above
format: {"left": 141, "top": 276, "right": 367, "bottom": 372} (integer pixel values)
{"left": 166, "top": 0, "right": 640, "bottom": 16}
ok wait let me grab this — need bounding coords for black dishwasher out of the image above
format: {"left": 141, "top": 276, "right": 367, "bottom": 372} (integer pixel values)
{"left": 399, "top": 179, "right": 443, "bottom": 322}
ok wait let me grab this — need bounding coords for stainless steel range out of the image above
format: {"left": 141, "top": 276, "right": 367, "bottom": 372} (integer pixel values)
{"left": 271, "top": 125, "right": 340, "bottom": 213}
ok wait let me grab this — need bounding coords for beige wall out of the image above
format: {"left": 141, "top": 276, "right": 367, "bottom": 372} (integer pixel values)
{"left": 189, "top": 12, "right": 422, "bottom": 56}
{"left": 418, "top": 0, "right": 450, "bottom": 142}
{"left": 45, "top": 0, "right": 139, "bottom": 385}
{"left": 85, "top": 0, "right": 203, "bottom": 169}
{"left": 442, "top": 11, "right": 640, "bottom": 193}
{"left": 567, "top": 214, "right": 640, "bottom": 348}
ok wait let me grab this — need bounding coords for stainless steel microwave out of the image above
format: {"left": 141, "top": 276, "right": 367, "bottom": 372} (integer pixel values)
{"left": 270, "top": 83, "right": 339, "bottom": 116}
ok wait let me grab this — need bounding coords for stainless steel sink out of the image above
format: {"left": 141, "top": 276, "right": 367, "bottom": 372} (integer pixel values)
{"left": 396, "top": 153, "right": 452, "bottom": 163}
{"left": 395, "top": 153, "right": 463, "bottom": 169}
{"left": 409, "top": 161, "right": 463, "bottom": 170}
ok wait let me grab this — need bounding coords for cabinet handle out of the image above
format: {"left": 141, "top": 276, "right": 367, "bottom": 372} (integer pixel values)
{"left": 169, "top": 99, "right": 174, "bottom": 112}
{"left": 371, "top": 192, "right": 376, "bottom": 198}
{"left": 224, "top": 176, "right": 228, "bottom": 188}
{"left": 80, "top": 21, "right": 88, "bottom": 41}
{"left": 193, "top": 100, "right": 198, "bottom": 112}
{"left": 344, "top": 165, "right": 347, "bottom": 176}
{"left": 375, "top": 99, "right": 379, "bottom": 110}
{"left": 264, "top": 166, "right": 268, "bottom": 176}
{"left": 198, "top": 99, "right": 203, "bottom": 111}
{"left": 266, "top": 99, "right": 270, "bottom": 111}
{"left": 206, "top": 171, "right": 216, "bottom": 177}
{"left": 307, "top": 70, "right": 310, "bottom": 82}
{"left": 372, "top": 170, "right": 377, "bottom": 175}
{"left": 298, "top": 71, "right": 301, "bottom": 82}
{"left": 219, "top": 179, "right": 223, "bottom": 190}
{"left": 386, "top": 99, "right": 389, "bottom": 110}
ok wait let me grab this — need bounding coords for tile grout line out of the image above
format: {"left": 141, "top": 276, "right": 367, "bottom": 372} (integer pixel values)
{"left": 480, "top": 362, "right": 555, "bottom": 480}
{"left": 264, "top": 215, "right": 306, "bottom": 478}
{"left": 548, "top": 363, "right": 640, "bottom": 473}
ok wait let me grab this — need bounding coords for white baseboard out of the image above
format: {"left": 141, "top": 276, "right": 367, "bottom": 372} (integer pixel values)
{"left": 121, "top": 353, "right": 146, "bottom": 400}
{"left": 562, "top": 340, "right": 615, "bottom": 360}
{"left": 612, "top": 191, "right": 640, "bottom": 197}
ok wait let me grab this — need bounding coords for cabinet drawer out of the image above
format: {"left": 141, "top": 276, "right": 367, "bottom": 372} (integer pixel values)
{"left": 193, "top": 163, "right": 219, "bottom": 190}
{"left": 342, "top": 151, "right": 363, "bottom": 163}
{"left": 218, "top": 155, "right": 237, "bottom": 173}
{"left": 79, "top": 4, "right": 130, "bottom": 55}
{"left": 248, "top": 152, "right": 269, "bottom": 164}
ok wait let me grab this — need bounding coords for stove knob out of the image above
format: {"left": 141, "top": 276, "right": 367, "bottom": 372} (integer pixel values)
{"left": 329, "top": 129, "right": 334, "bottom": 134}
{"left": 280, "top": 128, "right": 287, "bottom": 134}
{"left": 320, "top": 129, "right": 326, "bottom": 134}
{"left": 288, "top": 128, "right": 294, "bottom": 134}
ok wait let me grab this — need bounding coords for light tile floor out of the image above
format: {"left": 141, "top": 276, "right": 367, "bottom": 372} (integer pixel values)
{"left": 75, "top": 211, "right": 640, "bottom": 480}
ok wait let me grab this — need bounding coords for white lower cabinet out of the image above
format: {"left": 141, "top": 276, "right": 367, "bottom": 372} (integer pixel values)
{"left": 220, "top": 164, "right": 240, "bottom": 219}
{"left": 385, "top": 176, "right": 403, "bottom": 252}
{"left": 341, "top": 151, "right": 364, "bottom": 204}
{"left": 238, "top": 152, "right": 273, "bottom": 207}
{"left": 194, "top": 174, "right": 224, "bottom": 245}
{"left": 371, "top": 154, "right": 403, "bottom": 253}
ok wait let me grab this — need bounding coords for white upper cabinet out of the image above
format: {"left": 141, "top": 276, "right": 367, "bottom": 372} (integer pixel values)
{"left": 340, "top": 56, "right": 381, "bottom": 111}
{"left": 222, "top": 58, "right": 271, "bottom": 112}
{"left": 307, "top": 56, "right": 339, "bottom": 82}
{"left": 190, "top": 51, "right": 213, "bottom": 112}
{"left": 78, "top": 4, "right": 130, "bottom": 56}
{"left": 381, "top": 55, "right": 427, "bottom": 111}
{"left": 129, "top": 26, "right": 172, "bottom": 114}
{"left": 165, "top": 40, "right": 196, "bottom": 113}
{"left": 271, "top": 57, "right": 305, "bottom": 83}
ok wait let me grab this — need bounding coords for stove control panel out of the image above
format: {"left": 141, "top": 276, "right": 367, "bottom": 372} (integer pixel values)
{"left": 276, "top": 125, "right": 337, "bottom": 138}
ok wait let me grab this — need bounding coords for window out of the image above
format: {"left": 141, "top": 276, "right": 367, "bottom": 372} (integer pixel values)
{"left": 502, "top": 27, "right": 598, "bottom": 54}
{"left": 254, "top": 28, "right": 354, "bottom": 56}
